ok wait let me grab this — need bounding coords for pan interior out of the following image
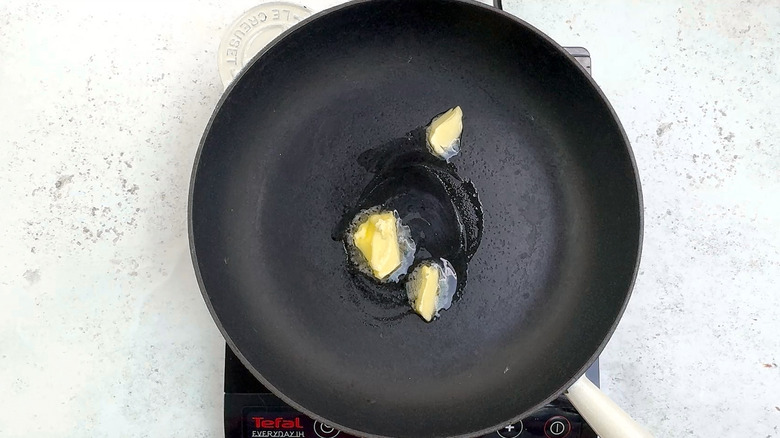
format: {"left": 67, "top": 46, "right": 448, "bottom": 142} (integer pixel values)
{"left": 191, "top": 1, "right": 641, "bottom": 437}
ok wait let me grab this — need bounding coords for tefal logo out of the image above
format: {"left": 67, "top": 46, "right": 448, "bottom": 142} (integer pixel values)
{"left": 251, "top": 417, "right": 304, "bottom": 429}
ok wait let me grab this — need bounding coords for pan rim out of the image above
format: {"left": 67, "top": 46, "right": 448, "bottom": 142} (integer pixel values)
{"left": 188, "top": 0, "right": 644, "bottom": 436}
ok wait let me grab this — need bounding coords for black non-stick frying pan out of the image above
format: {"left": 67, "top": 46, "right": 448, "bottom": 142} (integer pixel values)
{"left": 189, "top": 0, "right": 645, "bottom": 437}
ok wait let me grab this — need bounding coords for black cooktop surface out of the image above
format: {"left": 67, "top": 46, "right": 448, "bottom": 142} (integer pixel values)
{"left": 224, "top": 346, "right": 598, "bottom": 438}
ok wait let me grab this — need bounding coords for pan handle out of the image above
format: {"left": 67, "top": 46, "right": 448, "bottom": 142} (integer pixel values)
{"left": 565, "top": 375, "right": 655, "bottom": 438}
{"left": 493, "top": 0, "right": 503, "bottom": 10}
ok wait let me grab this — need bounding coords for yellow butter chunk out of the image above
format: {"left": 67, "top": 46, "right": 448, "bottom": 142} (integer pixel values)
{"left": 426, "top": 106, "right": 463, "bottom": 159}
{"left": 411, "top": 265, "right": 440, "bottom": 322}
{"left": 353, "top": 212, "right": 402, "bottom": 280}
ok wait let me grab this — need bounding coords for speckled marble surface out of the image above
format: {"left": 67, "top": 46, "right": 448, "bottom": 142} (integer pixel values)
{"left": 1, "top": 1, "right": 779, "bottom": 437}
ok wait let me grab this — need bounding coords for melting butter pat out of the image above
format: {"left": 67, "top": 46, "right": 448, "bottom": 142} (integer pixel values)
{"left": 406, "top": 259, "right": 457, "bottom": 322}
{"left": 353, "top": 212, "right": 401, "bottom": 279}
{"left": 351, "top": 210, "right": 417, "bottom": 281}
{"left": 426, "top": 106, "right": 463, "bottom": 161}
{"left": 410, "top": 265, "right": 440, "bottom": 322}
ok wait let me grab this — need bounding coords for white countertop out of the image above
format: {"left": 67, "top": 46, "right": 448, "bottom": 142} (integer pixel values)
{"left": 1, "top": 1, "right": 779, "bottom": 436}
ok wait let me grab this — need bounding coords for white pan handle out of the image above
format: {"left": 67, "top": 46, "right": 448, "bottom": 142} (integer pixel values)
{"left": 565, "top": 374, "right": 654, "bottom": 438}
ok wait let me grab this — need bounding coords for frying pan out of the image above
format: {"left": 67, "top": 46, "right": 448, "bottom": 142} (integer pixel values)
{"left": 189, "top": 0, "right": 648, "bottom": 437}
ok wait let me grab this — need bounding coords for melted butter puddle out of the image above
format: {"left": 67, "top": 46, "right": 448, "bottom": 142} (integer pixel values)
{"left": 335, "top": 107, "right": 482, "bottom": 322}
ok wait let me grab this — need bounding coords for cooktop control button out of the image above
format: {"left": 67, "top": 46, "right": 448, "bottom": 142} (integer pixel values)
{"left": 313, "top": 420, "right": 341, "bottom": 438}
{"left": 544, "top": 416, "right": 571, "bottom": 438}
{"left": 496, "top": 420, "right": 523, "bottom": 438}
